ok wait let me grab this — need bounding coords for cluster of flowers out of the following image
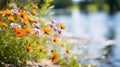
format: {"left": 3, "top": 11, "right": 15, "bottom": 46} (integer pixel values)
{"left": 0, "top": 4, "right": 71, "bottom": 63}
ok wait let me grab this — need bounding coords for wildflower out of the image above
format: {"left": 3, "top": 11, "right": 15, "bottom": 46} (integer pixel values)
{"left": 15, "top": 28, "right": 25, "bottom": 37}
{"left": 50, "top": 23, "right": 55, "bottom": 28}
{"left": 60, "top": 23, "right": 66, "bottom": 30}
{"left": 50, "top": 19, "right": 57, "bottom": 24}
{"left": 25, "top": 27, "right": 33, "bottom": 34}
{"left": 50, "top": 20, "right": 57, "bottom": 28}
{"left": 20, "top": 10, "right": 28, "bottom": 20}
{"left": 53, "top": 36, "right": 59, "bottom": 43}
{"left": 43, "top": 27, "right": 51, "bottom": 35}
{"left": 10, "top": 23, "right": 21, "bottom": 28}
{"left": 20, "top": 10, "right": 27, "bottom": 16}
{"left": 66, "top": 48, "right": 71, "bottom": 54}
{"left": 21, "top": 19, "right": 29, "bottom": 25}
{"left": 12, "top": 9, "right": 19, "bottom": 15}
{"left": 36, "top": 39, "right": 40, "bottom": 44}
{"left": 27, "top": 44, "right": 33, "bottom": 52}
{"left": 58, "top": 29, "right": 62, "bottom": 34}
{"left": 51, "top": 53, "right": 59, "bottom": 63}
{"left": 28, "top": 16, "right": 37, "bottom": 22}
{"left": 34, "top": 28, "right": 41, "bottom": 35}
{"left": 8, "top": 16, "right": 14, "bottom": 21}
{"left": 31, "top": 9, "right": 37, "bottom": 16}
{"left": 0, "top": 20, "right": 7, "bottom": 27}
{"left": 53, "top": 26, "right": 58, "bottom": 31}
{"left": 4, "top": 9, "right": 13, "bottom": 15}
{"left": 39, "top": 45, "right": 46, "bottom": 52}
{"left": 32, "top": 4, "right": 38, "bottom": 9}
{"left": 61, "top": 41, "right": 65, "bottom": 46}
{"left": 31, "top": 23, "right": 40, "bottom": 29}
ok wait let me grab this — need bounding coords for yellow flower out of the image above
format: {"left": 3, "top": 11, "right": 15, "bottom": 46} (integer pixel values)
{"left": 31, "top": 9, "right": 37, "bottom": 16}
{"left": 8, "top": 16, "right": 14, "bottom": 21}
{"left": 4, "top": 9, "right": 13, "bottom": 15}
{"left": 53, "top": 36, "right": 59, "bottom": 43}
{"left": 32, "top": 4, "right": 38, "bottom": 9}
{"left": 60, "top": 23, "right": 66, "bottom": 30}
{"left": 21, "top": 19, "right": 29, "bottom": 25}
{"left": 43, "top": 27, "right": 51, "bottom": 35}
{"left": 51, "top": 53, "right": 59, "bottom": 63}
{"left": 0, "top": 11, "right": 4, "bottom": 14}
{"left": 27, "top": 44, "right": 33, "bottom": 52}
{"left": 20, "top": 10, "right": 28, "bottom": 20}
{"left": 28, "top": 16, "right": 37, "bottom": 22}
{"left": 66, "top": 48, "right": 71, "bottom": 54}
{"left": 39, "top": 45, "right": 46, "bottom": 52}
{"left": 61, "top": 41, "right": 65, "bottom": 46}
{"left": 36, "top": 39, "right": 40, "bottom": 44}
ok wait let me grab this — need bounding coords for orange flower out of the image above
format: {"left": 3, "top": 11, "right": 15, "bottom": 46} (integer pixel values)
{"left": 66, "top": 48, "right": 71, "bottom": 54}
{"left": 20, "top": 10, "right": 27, "bottom": 17}
{"left": 0, "top": 20, "right": 7, "bottom": 27}
{"left": 43, "top": 27, "right": 51, "bottom": 35}
{"left": 27, "top": 44, "right": 33, "bottom": 52}
{"left": 20, "top": 10, "right": 28, "bottom": 20}
{"left": 8, "top": 16, "right": 14, "bottom": 21}
{"left": 4, "top": 9, "right": 13, "bottom": 15}
{"left": 61, "top": 41, "right": 65, "bottom": 46}
{"left": 53, "top": 36, "right": 59, "bottom": 43}
{"left": 31, "top": 9, "right": 37, "bottom": 16}
{"left": 60, "top": 23, "right": 66, "bottom": 30}
{"left": 51, "top": 53, "right": 59, "bottom": 63}
{"left": 15, "top": 28, "right": 25, "bottom": 37}
{"left": 25, "top": 27, "right": 33, "bottom": 34}
{"left": 39, "top": 45, "right": 46, "bottom": 52}
{"left": 32, "top": 4, "right": 38, "bottom": 9}
{"left": 36, "top": 39, "right": 40, "bottom": 44}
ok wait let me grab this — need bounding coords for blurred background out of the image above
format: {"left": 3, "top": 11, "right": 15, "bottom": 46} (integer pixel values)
{"left": 50, "top": 0, "right": 120, "bottom": 67}
{"left": 1, "top": 0, "right": 120, "bottom": 67}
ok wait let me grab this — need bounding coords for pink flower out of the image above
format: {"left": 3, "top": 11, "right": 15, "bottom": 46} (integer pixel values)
{"left": 53, "top": 26, "right": 58, "bottom": 31}
{"left": 34, "top": 28, "right": 41, "bottom": 35}
{"left": 50, "top": 19, "right": 57, "bottom": 28}
{"left": 58, "top": 29, "right": 62, "bottom": 34}
{"left": 10, "top": 23, "right": 21, "bottom": 28}
{"left": 31, "top": 23, "right": 40, "bottom": 29}
{"left": 11, "top": 9, "right": 20, "bottom": 15}
{"left": 50, "top": 19, "right": 57, "bottom": 24}
{"left": 50, "top": 23, "right": 55, "bottom": 28}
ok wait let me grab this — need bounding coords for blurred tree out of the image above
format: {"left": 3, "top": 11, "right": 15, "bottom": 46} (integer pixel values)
{"left": 78, "top": 0, "right": 120, "bottom": 14}
{"left": 52, "top": 0, "right": 73, "bottom": 9}
{"left": 106, "top": 0, "right": 120, "bottom": 15}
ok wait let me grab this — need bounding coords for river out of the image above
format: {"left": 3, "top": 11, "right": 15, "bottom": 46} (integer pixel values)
{"left": 51, "top": 9, "right": 120, "bottom": 67}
